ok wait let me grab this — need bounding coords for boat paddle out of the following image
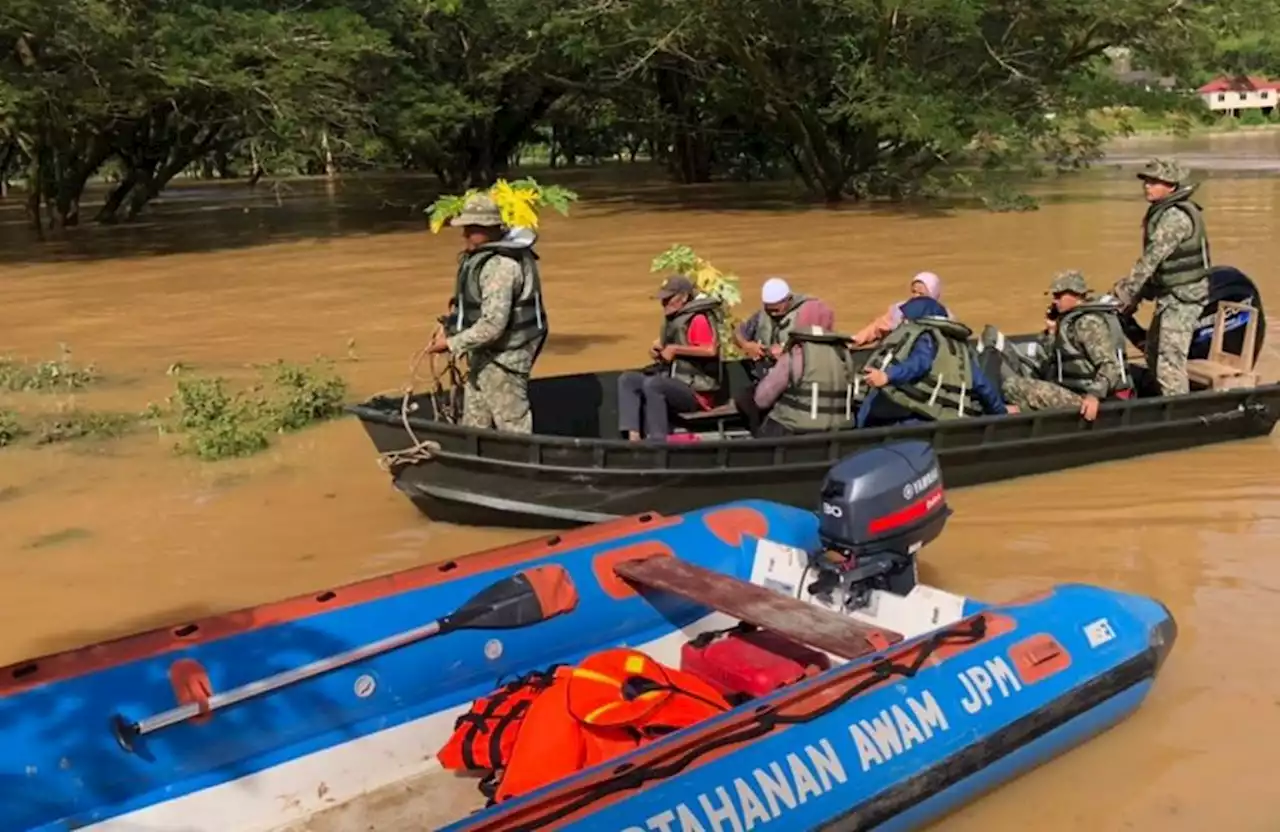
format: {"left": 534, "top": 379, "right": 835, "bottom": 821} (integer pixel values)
{"left": 112, "top": 564, "right": 579, "bottom": 751}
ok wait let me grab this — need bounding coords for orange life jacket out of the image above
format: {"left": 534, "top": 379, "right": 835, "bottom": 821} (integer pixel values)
{"left": 493, "top": 647, "right": 731, "bottom": 804}
{"left": 437, "top": 667, "right": 561, "bottom": 773}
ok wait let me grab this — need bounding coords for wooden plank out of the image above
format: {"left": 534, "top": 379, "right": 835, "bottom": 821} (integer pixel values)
{"left": 1186, "top": 359, "right": 1259, "bottom": 391}
{"left": 614, "top": 556, "right": 902, "bottom": 660}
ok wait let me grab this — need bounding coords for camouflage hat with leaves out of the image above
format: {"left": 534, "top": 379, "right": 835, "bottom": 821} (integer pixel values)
{"left": 1137, "top": 158, "right": 1188, "bottom": 186}
{"left": 448, "top": 193, "right": 504, "bottom": 228}
{"left": 428, "top": 178, "right": 579, "bottom": 234}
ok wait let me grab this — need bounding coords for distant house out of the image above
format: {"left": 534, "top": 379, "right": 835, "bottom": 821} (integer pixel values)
{"left": 1198, "top": 76, "right": 1279, "bottom": 115}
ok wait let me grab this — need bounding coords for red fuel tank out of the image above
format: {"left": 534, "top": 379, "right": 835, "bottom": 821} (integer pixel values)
{"left": 680, "top": 627, "right": 831, "bottom": 700}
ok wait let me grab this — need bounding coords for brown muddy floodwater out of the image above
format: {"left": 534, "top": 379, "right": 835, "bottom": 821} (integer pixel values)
{"left": 2, "top": 130, "right": 1280, "bottom": 830}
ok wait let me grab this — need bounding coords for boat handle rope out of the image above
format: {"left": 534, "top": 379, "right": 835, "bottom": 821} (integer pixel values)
{"left": 498, "top": 615, "right": 988, "bottom": 829}
{"left": 376, "top": 324, "right": 467, "bottom": 471}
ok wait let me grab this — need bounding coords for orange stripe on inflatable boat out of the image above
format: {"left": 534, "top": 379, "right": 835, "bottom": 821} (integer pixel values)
{"left": 592, "top": 543, "right": 674, "bottom": 599}
{"left": 701, "top": 506, "right": 769, "bottom": 546}
{"left": 0, "top": 512, "right": 679, "bottom": 697}
{"left": 459, "top": 612, "right": 1017, "bottom": 830}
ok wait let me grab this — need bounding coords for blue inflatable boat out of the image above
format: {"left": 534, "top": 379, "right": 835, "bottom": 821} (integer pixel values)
{"left": 0, "top": 442, "right": 1176, "bottom": 832}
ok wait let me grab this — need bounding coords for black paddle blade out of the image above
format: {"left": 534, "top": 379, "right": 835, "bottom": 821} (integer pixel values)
{"left": 440, "top": 564, "right": 578, "bottom": 632}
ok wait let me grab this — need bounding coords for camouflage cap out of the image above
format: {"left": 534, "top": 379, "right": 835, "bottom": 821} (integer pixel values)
{"left": 1047, "top": 269, "right": 1088, "bottom": 296}
{"left": 1136, "top": 158, "right": 1187, "bottom": 186}
{"left": 449, "top": 193, "right": 505, "bottom": 228}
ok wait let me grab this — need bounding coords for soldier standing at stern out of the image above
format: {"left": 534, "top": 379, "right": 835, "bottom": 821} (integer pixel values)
{"left": 1112, "top": 158, "right": 1211, "bottom": 396}
{"left": 427, "top": 193, "right": 548, "bottom": 434}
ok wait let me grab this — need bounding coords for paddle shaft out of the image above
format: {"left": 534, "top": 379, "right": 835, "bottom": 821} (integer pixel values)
{"left": 129, "top": 619, "right": 444, "bottom": 737}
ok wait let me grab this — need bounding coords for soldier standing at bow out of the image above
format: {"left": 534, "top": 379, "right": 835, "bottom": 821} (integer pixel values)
{"left": 1111, "top": 158, "right": 1211, "bottom": 396}
{"left": 427, "top": 193, "right": 548, "bottom": 434}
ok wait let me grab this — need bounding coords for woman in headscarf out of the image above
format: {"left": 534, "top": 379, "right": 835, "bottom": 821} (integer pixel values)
{"left": 855, "top": 296, "right": 1008, "bottom": 428}
{"left": 737, "top": 300, "right": 858, "bottom": 436}
{"left": 850, "top": 272, "right": 948, "bottom": 347}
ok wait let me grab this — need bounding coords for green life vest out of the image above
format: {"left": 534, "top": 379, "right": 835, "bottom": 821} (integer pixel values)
{"left": 1142, "top": 187, "right": 1211, "bottom": 292}
{"left": 1048, "top": 296, "right": 1133, "bottom": 396}
{"left": 867, "top": 317, "right": 982, "bottom": 421}
{"left": 754, "top": 294, "right": 811, "bottom": 349}
{"left": 452, "top": 241, "right": 547, "bottom": 351}
{"left": 768, "top": 330, "right": 857, "bottom": 432}
{"left": 659, "top": 296, "right": 723, "bottom": 392}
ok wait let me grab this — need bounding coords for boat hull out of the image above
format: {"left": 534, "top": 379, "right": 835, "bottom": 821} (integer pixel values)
{"left": 352, "top": 382, "right": 1280, "bottom": 527}
{"left": 0, "top": 501, "right": 1175, "bottom": 832}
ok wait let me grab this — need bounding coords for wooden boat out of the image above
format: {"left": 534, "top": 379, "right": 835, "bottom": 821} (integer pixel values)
{"left": 0, "top": 443, "right": 1177, "bottom": 832}
{"left": 350, "top": 266, "right": 1275, "bottom": 528}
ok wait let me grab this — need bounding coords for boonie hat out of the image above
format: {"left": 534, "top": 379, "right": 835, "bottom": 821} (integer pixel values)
{"left": 1136, "top": 158, "right": 1187, "bottom": 187}
{"left": 1047, "top": 269, "right": 1088, "bottom": 296}
{"left": 449, "top": 193, "right": 505, "bottom": 228}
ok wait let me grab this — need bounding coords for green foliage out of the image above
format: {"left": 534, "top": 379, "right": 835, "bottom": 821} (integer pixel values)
{"left": 1, "top": 0, "right": 1253, "bottom": 215}
{"left": 0, "top": 346, "right": 99, "bottom": 392}
{"left": 427, "top": 178, "right": 579, "bottom": 233}
{"left": 169, "top": 360, "right": 348, "bottom": 460}
{"left": 0, "top": 411, "right": 26, "bottom": 447}
{"left": 265, "top": 360, "right": 349, "bottom": 432}
{"left": 979, "top": 183, "right": 1041, "bottom": 213}
{"left": 171, "top": 378, "right": 271, "bottom": 461}
{"left": 651, "top": 245, "right": 743, "bottom": 358}
{"left": 34, "top": 411, "right": 138, "bottom": 445}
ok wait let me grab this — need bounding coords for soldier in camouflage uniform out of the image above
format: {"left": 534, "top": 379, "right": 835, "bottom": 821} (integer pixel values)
{"left": 426, "top": 193, "right": 548, "bottom": 434}
{"left": 1111, "top": 158, "right": 1211, "bottom": 396}
{"left": 1002, "top": 270, "right": 1132, "bottom": 422}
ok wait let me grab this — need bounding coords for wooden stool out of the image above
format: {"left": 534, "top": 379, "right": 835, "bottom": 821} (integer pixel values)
{"left": 1185, "top": 300, "right": 1261, "bottom": 391}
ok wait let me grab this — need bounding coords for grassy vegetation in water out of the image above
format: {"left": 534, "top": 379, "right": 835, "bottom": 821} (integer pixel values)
{"left": 0, "top": 410, "right": 27, "bottom": 447}
{"left": 0, "top": 352, "right": 350, "bottom": 460}
{"left": 0, "top": 345, "right": 100, "bottom": 392}
{"left": 168, "top": 359, "right": 349, "bottom": 461}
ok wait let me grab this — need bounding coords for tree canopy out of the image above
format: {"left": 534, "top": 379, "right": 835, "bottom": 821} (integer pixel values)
{"left": 0, "top": 0, "right": 1271, "bottom": 227}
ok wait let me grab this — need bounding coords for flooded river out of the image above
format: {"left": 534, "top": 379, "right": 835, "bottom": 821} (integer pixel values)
{"left": 2, "top": 130, "right": 1279, "bottom": 830}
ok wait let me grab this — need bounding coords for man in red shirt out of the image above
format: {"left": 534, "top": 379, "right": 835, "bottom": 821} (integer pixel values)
{"left": 617, "top": 275, "right": 723, "bottom": 441}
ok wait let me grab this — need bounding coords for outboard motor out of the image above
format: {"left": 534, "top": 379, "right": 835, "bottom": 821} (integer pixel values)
{"left": 807, "top": 441, "right": 950, "bottom": 612}
{"left": 1119, "top": 266, "right": 1267, "bottom": 362}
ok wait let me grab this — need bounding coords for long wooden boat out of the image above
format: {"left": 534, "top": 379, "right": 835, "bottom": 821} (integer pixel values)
{"left": 349, "top": 266, "right": 1276, "bottom": 528}
{"left": 0, "top": 443, "right": 1177, "bottom": 831}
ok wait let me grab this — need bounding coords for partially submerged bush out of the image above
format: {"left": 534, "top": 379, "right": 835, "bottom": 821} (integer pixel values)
{"left": 171, "top": 377, "right": 271, "bottom": 461}
{"left": 0, "top": 410, "right": 26, "bottom": 447}
{"left": 266, "top": 360, "right": 348, "bottom": 432}
{"left": 170, "top": 360, "right": 349, "bottom": 461}
{"left": 35, "top": 411, "right": 138, "bottom": 445}
{"left": 0, "top": 345, "right": 99, "bottom": 392}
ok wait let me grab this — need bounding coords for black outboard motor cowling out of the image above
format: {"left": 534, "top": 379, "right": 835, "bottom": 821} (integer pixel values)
{"left": 1119, "top": 266, "right": 1267, "bottom": 362}
{"left": 809, "top": 441, "right": 951, "bottom": 609}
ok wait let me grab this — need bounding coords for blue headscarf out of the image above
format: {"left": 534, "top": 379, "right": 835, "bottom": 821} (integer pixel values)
{"left": 899, "top": 297, "right": 949, "bottom": 321}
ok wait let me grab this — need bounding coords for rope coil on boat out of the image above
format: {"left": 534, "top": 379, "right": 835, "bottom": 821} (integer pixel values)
{"left": 497, "top": 615, "right": 989, "bottom": 830}
{"left": 376, "top": 324, "right": 467, "bottom": 471}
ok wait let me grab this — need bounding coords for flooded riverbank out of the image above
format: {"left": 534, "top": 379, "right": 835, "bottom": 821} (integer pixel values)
{"left": 1, "top": 133, "right": 1278, "bottom": 829}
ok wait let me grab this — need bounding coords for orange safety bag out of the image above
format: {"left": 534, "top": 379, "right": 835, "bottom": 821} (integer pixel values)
{"left": 493, "top": 648, "right": 731, "bottom": 804}
{"left": 437, "top": 667, "right": 561, "bottom": 773}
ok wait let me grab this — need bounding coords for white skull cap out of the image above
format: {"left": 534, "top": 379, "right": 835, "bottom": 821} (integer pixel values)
{"left": 761, "top": 277, "right": 791, "bottom": 304}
